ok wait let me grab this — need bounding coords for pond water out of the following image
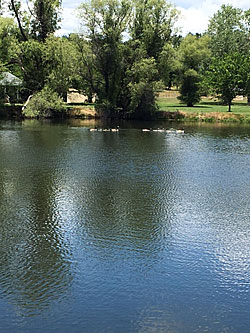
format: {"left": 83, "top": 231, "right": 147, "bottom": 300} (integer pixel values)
{"left": 0, "top": 119, "right": 250, "bottom": 332}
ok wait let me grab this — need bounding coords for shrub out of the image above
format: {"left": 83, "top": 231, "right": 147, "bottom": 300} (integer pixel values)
{"left": 22, "top": 86, "right": 66, "bottom": 118}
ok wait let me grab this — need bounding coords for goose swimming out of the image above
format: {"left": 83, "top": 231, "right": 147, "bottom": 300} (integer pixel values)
{"left": 153, "top": 129, "right": 165, "bottom": 132}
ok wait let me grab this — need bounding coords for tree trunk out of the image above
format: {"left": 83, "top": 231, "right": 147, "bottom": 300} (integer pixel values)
{"left": 228, "top": 102, "right": 231, "bottom": 112}
{"left": 247, "top": 95, "right": 250, "bottom": 106}
{"left": 10, "top": 0, "right": 28, "bottom": 41}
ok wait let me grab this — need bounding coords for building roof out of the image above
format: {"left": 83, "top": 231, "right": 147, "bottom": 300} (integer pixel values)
{"left": 0, "top": 72, "right": 22, "bottom": 86}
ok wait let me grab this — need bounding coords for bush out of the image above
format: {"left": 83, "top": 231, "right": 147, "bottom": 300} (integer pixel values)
{"left": 22, "top": 87, "right": 66, "bottom": 118}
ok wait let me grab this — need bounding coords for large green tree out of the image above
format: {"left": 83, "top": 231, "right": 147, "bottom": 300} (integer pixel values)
{"left": 8, "top": 0, "right": 62, "bottom": 41}
{"left": 126, "top": 56, "right": 160, "bottom": 118}
{"left": 18, "top": 40, "right": 45, "bottom": 93}
{"left": 207, "top": 5, "right": 250, "bottom": 105}
{"left": 131, "top": 0, "right": 179, "bottom": 89}
{"left": 204, "top": 53, "right": 250, "bottom": 112}
{"left": 69, "top": 33, "right": 100, "bottom": 103}
{"left": 0, "top": 17, "right": 19, "bottom": 65}
{"left": 158, "top": 42, "right": 178, "bottom": 89}
{"left": 207, "top": 5, "right": 250, "bottom": 57}
{"left": 8, "top": 0, "right": 29, "bottom": 41}
{"left": 78, "top": 0, "right": 131, "bottom": 114}
{"left": 43, "top": 36, "right": 78, "bottom": 100}
{"left": 30, "top": 0, "right": 62, "bottom": 42}
{"left": 118, "top": 40, "right": 160, "bottom": 117}
{"left": 77, "top": 0, "right": 179, "bottom": 117}
{"left": 5, "top": 0, "right": 63, "bottom": 99}
{"left": 131, "top": 0, "right": 179, "bottom": 60}
{"left": 177, "top": 34, "right": 211, "bottom": 106}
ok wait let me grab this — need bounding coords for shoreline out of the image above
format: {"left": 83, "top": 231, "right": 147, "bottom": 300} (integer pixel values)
{"left": 1, "top": 104, "right": 250, "bottom": 123}
{"left": 155, "top": 110, "right": 250, "bottom": 123}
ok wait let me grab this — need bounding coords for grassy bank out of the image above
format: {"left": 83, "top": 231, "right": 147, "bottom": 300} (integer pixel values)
{"left": 0, "top": 103, "right": 98, "bottom": 119}
{"left": 2, "top": 94, "right": 250, "bottom": 123}
{"left": 157, "top": 93, "right": 250, "bottom": 122}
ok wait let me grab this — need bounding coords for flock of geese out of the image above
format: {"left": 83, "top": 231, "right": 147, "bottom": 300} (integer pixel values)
{"left": 89, "top": 128, "right": 119, "bottom": 132}
{"left": 89, "top": 128, "right": 184, "bottom": 134}
{"left": 141, "top": 128, "right": 184, "bottom": 133}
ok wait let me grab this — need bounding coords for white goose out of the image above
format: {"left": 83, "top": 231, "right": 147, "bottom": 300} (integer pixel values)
{"left": 111, "top": 128, "right": 119, "bottom": 132}
{"left": 153, "top": 128, "right": 165, "bottom": 132}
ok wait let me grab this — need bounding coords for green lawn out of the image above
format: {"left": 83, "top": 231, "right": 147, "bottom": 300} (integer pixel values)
{"left": 157, "top": 96, "right": 250, "bottom": 115}
{"left": 65, "top": 103, "right": 95, "bottom": 109}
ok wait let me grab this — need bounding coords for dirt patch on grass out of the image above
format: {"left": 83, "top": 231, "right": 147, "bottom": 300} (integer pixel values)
{"left": 158, "top": 90, "right": 180, "bottom": 98}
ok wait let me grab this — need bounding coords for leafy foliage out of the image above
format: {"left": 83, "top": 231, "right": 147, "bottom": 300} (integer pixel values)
{"left": 178, "top": 34, "right": 211, "bottom": 72}
{"left": 68, "top": 34, "right": 98, "bottom": 102}
{"left": 178, "top": 69, "right": 200, "bottom": 107}
{"left": 1, "top": 1, "right": 250, "bottom": 119}
{"left": 158, "top": 42, "right": 178, "bottom": 88}
{"left": 23, "top": 86, "right": 66, "bottom": 117}
{"left": 8, "top": 0, "right": 62, "bottom": 42}
{"left": 30, "top": 0, "right": 62, "bottom": 41}
{"left": 43, "top": 36, "right": 78, "bottom": 100}
{"left": 207, "top": 5, "right": 250, "bottom": 57}
{"left": 19, "top": 40, "right": 45, "bottom": 93}
{"left": 177, "top": 34, "right": 211, "bottom": 106}
{"left": 127, "top": 57, "right": 160, "bottom": 117}
{"left": 131, "top": 0, "right": 179, "bottom": 59}
{"left": 204, "top": 53, "right": 250, "bottom": 111}
{"left": 0, "top": 17, "right": 19, "bottom": 64}
{"left": 78, "top": 0, "right": 131, "bottom": 114}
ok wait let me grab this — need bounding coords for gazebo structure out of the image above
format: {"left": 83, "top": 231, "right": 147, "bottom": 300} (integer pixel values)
{"left": 0, "top": 72, "right": 22, "bottom": 102}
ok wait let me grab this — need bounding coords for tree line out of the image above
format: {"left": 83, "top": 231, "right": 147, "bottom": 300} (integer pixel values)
{"left": 0, "top": 0, "right": 250, "bottom": 117}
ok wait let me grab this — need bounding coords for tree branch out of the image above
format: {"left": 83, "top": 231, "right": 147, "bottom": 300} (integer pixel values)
{"left": 10, "top": 0, "right": 28, "bottom": 41}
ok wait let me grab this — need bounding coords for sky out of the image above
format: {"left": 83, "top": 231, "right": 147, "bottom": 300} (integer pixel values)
{"left": 57, "top": 0, "right": 250, "bottom": 36}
